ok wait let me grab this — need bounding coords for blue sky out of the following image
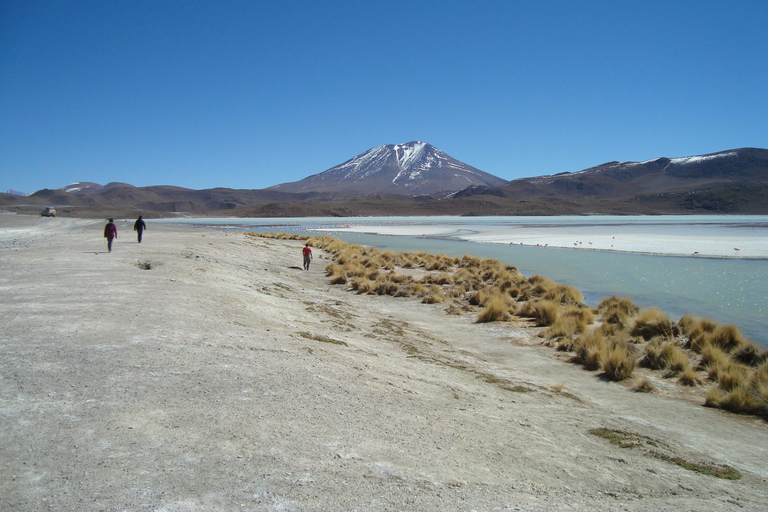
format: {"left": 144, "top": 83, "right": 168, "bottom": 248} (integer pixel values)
{"left": 2, "top": 0, "right": 767, "bottom": 194}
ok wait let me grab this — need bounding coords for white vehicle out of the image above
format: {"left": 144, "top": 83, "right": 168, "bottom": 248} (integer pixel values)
{"left": 41, "top": 207, "right": 57, "bottom": 217}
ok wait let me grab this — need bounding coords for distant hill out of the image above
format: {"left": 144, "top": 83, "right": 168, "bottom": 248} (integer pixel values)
{"left": 450, "top": 147, "right": 768, "bottom": 213}
{"left": 269, "top": 141, "right": 508, "bottom": 196}
{"left": 2, "top": 147, "right": 766, "bottom": 217}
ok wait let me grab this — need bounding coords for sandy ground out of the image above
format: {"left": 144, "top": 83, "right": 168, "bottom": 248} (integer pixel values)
{"left": 1, "top": 214, "right": 767, "bottom": 512}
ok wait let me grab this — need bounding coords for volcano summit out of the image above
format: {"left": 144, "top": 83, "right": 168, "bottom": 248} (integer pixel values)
{"left": 270, "top": 141, "right": 507, "bottom": 196}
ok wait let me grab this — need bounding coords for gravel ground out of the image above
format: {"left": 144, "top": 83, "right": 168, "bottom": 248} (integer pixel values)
{"left": 1, "top": 214, "right": 767, "bottom": 512}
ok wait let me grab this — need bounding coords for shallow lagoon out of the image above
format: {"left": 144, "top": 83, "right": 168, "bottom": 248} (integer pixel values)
{"left": 157, "top": 215, "right": 768, "bottom": 347}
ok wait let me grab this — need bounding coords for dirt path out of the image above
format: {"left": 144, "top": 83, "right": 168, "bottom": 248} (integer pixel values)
{"left": 1, "top": 215, "right": 766, "bottom": 511}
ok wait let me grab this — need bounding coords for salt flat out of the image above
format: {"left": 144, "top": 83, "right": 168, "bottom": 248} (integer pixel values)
{"left": 1, "top": 215, "right": 767, "bottom": 511}
{"left": 325, "top": 218, "right": 768, "bottom": 259}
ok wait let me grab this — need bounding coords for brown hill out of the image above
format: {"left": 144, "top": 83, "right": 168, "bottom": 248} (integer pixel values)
{"left": 2, "top": 147, "right": 766, "bottom": 217}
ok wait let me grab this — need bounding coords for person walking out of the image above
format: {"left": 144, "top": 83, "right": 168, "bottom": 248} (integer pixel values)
{"left": 134, "top": 215, "right": 147, "bottom": 243}
{"left": 302, "top": 243, "right": 313, "bottom": 271}
{"left": 104, "top": 218, "right": 117, "bottom": 253}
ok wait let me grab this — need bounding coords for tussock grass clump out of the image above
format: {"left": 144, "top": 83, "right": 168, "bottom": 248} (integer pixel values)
{"left": 709, "top": 325, "right": 747, "bottom": 353}
{"left": 573, "top": 330, "right": 607, "bottom": 371}
{"left": 661, "top": 343, "right": 690, "bottom": 376}
{"left": 706, "top": 365, "right": 768, "bottom": 418}
{"left": 715, "top": 362, "right": 750, "bottom": 392}
{"left": 678, "top": 367, "right": 699, "bottom": 386}
{"left": 476, "top": 293, "right": 511, "bottom": 323}
{"left": 373, "top": 279, "right": 399, "bottom": 296}
{"left": 697, "top": 343, "right": 729, "bottom": 372}
{"left": 544, "top": 284, "right": 584, "bottom": 305}
{"left": 544, "top": 305, "right": 594, "bottom": 338}
{"left": 422, "top": 292, "right": 445, "bottom": 304}
{"left": 633, "top": 376, "right": 656, "bottom": 393}
{"left": 532, "top": 300, "right": 561, "bottom": 327}
{"left": 686, "top": 317, "right": 721, "bottom": 352}
{"left": 422, "top": 272, "right": 453, "bottom": 286}
{"left": 468, "top": 288, "right": 492, "bottom": 306}
{"left": 544, "top": 318, "right": 580, "bottom": 339}
{"left": 732, "top": 342, "right": 767, "bottom": 367}
{"left": 630, "top": 307, "right": 674, "bottom": 340}
{"left": 528, "top": 274, "right": 557, "bottom": 297}
{"left": 677, "top": 314, "right": 717, "bottom": 336}
{"left": 641, "top": 338, "right": 667, "bottom": 370}
{"left": 328, "top": 271, "right": 347, "bottom": 285}
{"left": 598, "top": 295, "right": 639, "bottom": 328}
{"left": 602, "top": 342, "right": 637, "bottom": 381}
{"left": 517, "top": 299, "right": 561, "bottom": 327}
{"left": 351, "top": 276, "right": 374, "bottom": 294}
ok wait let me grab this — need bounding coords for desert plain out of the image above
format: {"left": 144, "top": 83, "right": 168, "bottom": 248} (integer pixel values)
{"left": 1, "top": 214, "right": 767, "bottom": 512}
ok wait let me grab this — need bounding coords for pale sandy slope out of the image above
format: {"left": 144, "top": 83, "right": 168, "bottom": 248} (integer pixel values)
{"left": 1, "top": 215, "right": 766, "bottom": 512}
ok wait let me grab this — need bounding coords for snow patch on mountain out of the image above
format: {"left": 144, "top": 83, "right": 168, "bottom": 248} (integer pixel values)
{"left": 671, "top": 151, "right": 737, "bottom": 166}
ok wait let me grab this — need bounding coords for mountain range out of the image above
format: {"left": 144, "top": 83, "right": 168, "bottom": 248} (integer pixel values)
{"left": 2, "top": 144, "right": 767, "bottom": 217}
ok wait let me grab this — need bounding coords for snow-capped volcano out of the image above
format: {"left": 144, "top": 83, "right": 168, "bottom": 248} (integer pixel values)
{"left": 270, "top": 141, "right": 507, "bottom": 196}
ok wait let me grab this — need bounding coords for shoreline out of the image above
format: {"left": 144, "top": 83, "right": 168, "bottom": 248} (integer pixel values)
{"left": 150, "top": 214, "right": 768, "bottom": 260}
{"left": 2, "top": 215, "right": 767, "bottom": 511}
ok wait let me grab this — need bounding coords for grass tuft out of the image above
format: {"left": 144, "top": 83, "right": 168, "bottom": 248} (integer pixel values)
{"left": 602, "top": 342, "right": 636, "bottom": 381}
{"left": 476, "top": 293, "right": 510, "bottom": 323}
{"left": 631, "top": 307, "right": 673, "bottom": 340}
{"left": 633, "top": 376, "right": 656, "bottom": 393}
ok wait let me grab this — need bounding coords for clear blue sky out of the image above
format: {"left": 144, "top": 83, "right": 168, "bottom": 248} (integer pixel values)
{"left": 2, "top": 0, "right": 767, "bottom": 194}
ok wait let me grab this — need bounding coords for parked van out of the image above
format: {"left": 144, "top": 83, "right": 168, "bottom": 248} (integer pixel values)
{"left": 41, "top": 207, "right": 57, "bottom": 217}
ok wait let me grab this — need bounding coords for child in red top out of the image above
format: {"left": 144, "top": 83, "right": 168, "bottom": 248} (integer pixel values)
{"left": 302, "top": 243, "right": 312, "bottom": 271}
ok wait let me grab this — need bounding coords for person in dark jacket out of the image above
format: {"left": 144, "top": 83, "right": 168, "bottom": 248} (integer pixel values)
{"left": 134, "top": 215, "right": 147, "bottom": 243}
{"left": 104, "top": 218, "right": 117, "bottom": 253}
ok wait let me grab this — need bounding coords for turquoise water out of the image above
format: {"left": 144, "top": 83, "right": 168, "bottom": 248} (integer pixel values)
{"left": 157, "top": 216, "right": 768, "bottom": 347}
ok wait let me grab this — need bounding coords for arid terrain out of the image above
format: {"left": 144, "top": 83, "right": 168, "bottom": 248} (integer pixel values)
{"left": 1, "top": 215, "right": 767, "bottom": 511}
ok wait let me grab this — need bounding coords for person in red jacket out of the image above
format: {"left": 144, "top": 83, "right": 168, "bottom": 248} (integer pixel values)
{"left": 104, "top": 218, "right": 117, "bottom": 253}
{"left": 302, "top": 243, "right": 313, "bottom": 271}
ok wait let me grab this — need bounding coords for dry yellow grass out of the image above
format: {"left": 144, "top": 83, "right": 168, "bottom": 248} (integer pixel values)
{"left": 328, "top": 271, "right": 347, "bottom": 285}
{"left": 633, "top": 376, "right": 656, "bottom": 393}
{"left": 732, "top": 342, "right": 767, "bottom": 367}
{"left": 602, "top": 342, "right": 636, "bottom": 381}
{"left": 544, "top": 318, "right": 580, "bottom": 339}
{"left": 532, "top": 300, "right": 561, "bottom": 326}
{"left": 631, "top": 307, "right": 674, "bottom": 340}
{"left": 678, "top": 367, "right": 699, "bottom": 386}
{"left": 597, "top": 295, "right": 639, "bottom": 328}
{"left": 422, "top": 293, "right": 445, "bottom": 304}
{"left": 709, "top": 325, "right": 747, "bottom": 353}
{"left": 715, "top": 362, "right": 750, "bottom": 392}
{"left": 697, "top": 343, "right": 729, "bottom": 372}
{"left": 476, "top": 293, "right": 510, "bottom": 323}
{"left": 661, "top": 343, "right": 689, "bottom": 376}
{"left": 259, "top": 232, "right": 768, "bottom": 420}
{"left": 351, "top": 276, "right": 373, "bottom": 294}
{"left": 516, "top": 299, "right": 561, "bottom": 327}
{"left": 573, "top": 330, "right": 607, "bottom": 371}
{"left": 641, "top": 338, "right": 667, "bottom": 370}
{"left": 528, "top": 275, "right": 557, "bottom": 296}
{"left": 544, "top": 284, "right": 584, "bottom": 305}
{"left": 706, "top": 366, "right": 768, "bottom": 417}
{"left": 545, "top": 305, "right": 593, "bottom": 338}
